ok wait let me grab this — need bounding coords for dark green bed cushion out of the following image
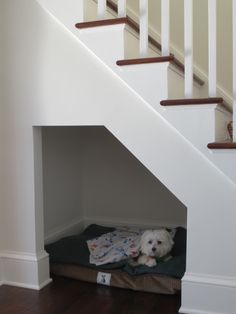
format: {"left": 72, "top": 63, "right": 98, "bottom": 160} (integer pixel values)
{"left": 45, "top": 224, "right": 186, "bottom": 278}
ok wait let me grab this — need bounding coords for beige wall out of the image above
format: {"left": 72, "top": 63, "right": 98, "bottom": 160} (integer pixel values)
{"left": 42, "top": 126, "right": 187, "bottom": 237}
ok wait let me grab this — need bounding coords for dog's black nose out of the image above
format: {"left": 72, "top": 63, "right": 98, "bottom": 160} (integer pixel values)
{"left": 152, "top": 247, "right": 156, "bottom": 252}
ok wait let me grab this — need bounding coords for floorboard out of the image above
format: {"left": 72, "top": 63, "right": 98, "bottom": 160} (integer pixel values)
{"left": 0, "top": 276, "right": 181, "bottom": 314}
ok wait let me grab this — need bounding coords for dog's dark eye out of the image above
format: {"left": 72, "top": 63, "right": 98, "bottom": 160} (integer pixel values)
{"left": 157, "top": 241, "right": 162, "bottom": 245}
{"left": 148, "top": 240, "right": 153, "bottom": 244}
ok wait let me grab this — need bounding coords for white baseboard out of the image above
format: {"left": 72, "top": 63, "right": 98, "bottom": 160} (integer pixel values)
{"left": 0, "top": 278, "right": 53, "bottom": 290}
{"left": 180, "top": 272, "right": 236, "bottom": 314}
{"left": 45, "top": 217, "right": 185, "bottom": 244}
{"left": 180, "top": 309, "right": 223, "bottom": 314}
{"left": 0, "top": 250, "right": 51, "bottom": 290}
{"left": 84, "top": 215, "right": 186, "bottom": 229}
{"left": 44, "top": 218, "right": 84, "bottom": 244}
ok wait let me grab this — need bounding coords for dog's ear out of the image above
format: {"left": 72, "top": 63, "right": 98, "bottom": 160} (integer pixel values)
{"left": 165, "top": 230, "right": 175, "bottom": 247}
{"left": 166, "top": 228, "right": 176, "bottom": 239}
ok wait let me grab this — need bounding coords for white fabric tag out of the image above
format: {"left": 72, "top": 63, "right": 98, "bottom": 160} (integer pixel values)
{"left": 97, "top": 272, "right": 111, "bottom": 286}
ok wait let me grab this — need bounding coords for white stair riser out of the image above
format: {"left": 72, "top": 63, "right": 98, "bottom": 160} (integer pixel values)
{"left": 215, "top": 108, "right": 232, "bottom": 142}
{"left": 124, "top": 29, "right": 203, "bottom": 100}
{"left": 208, "top": 151, "right": 236, "bottom": 185}
{"left": 162, "top": 105, "right": 232, "bottom": 148}
{"left": 78, "top": 25, "right": 125, "bottom": 68}
{"left": 163, "top": 106, "right": 216, "bottom": 147}
{"left": 117, "top": 63, "right": 169, "bottom": 110}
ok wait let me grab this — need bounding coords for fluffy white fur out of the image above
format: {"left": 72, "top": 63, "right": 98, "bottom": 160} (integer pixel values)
{"left": 137, "top": 229, "right": 174, "bottom": 267}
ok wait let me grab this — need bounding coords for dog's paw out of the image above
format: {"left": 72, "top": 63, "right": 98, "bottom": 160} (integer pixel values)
{"left": 145, "top": 258, "right": 157, "bottom": 267}
{"left": 138, "top": 255, "right": 157, "bottom": 267}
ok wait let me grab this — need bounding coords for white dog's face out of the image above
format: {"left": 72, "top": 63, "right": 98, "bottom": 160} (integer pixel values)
{"left": 140, "top": 229, "right": 174, "bottom": 258}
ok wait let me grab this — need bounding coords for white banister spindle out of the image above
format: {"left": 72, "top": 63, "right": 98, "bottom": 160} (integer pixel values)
{"left": 139, "top": 0, "right": 148, "bottom": 57}
{"left": 208, "top": 0, "right": 217, "bottom": 97}
{"left": 161, "top": 0, "right": 170, "bottom": 56}
{"left": 118, "top": 0, "right": 126, "bottom": 18}
{"left": 98, "top": 0, "right": 106, "bottom": 20}
{"left": 233, "top": 0, "right": 236, "bottom": 141}
{"left": 184, "top": 0, "right": 193, "bottom": 98}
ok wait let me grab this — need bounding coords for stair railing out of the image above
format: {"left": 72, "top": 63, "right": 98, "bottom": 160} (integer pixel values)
{"left": 118, "top": 0, "right": 126, "bottom": 18}
{"left": 139, "top": 0, "right": 170, "bottom": 58}
{"left": 161, "top": 0, "right": 170, "bottom": 57}
{"left": 97, "top": 0, "right": 126, "bottom": 19}
{"left": 139, "top": 0, "right": 148, "bottom": 57}
{"left": 97, "top": 0, "right": 106, "bottom": 19}
{"left": 96, "top": 0, "right": 235, "bottom": 141}
{"left": 184, "top": 0, "right": 193, "bottom": 98}
{"left": 208, "top": 0, "right": 217, "bottom": 98}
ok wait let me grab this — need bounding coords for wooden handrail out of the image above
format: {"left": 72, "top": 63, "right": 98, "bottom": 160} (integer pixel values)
{"left": 207, "top": 142, "right": 236, "bottom": 149}
{"left": 160, "top": 97, "right": 232, "bottom": 113}
{"left": 116, "top": 56, "right": 174, "bottom": 66}
{"left": 106, "top": 0, "right": 205, "bottom": 87}
{"left": 160, "top": 97, "right": 223, "bottom": 106}
{"left": 75, "top": 17, "right": 128, "bottom": 29}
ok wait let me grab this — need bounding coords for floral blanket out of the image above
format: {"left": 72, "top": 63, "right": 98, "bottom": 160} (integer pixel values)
{"left": 87, "top": 228, "right": 143, "bottom": 266}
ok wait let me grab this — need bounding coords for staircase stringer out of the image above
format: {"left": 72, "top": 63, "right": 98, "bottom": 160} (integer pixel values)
{"left": 37, "top": 0, "right": 236, "bottom": 185}
{"left": 3, "top": 2, "right": 235, "bottom": 313}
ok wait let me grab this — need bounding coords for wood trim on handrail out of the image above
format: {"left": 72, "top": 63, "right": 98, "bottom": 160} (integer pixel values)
{"left": 106, "top": 0, "right": 205, "bottom": 87}
{"left": 160, "top": 97, "right": 224, "bottom": 106}
{"left": 207, "top": 142, "right": 236, "bottom": 149}
{"left": 75, "top": 17, "right": 128, "bottom": 29}
{"left": 116, "top": 56, "right": 174, "bottom": 66}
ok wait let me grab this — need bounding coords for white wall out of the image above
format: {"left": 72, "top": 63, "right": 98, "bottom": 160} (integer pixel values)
{"left": 0, "top": 0, "right": 56, "bottom": 288}
{"left": 81, "top": 126, "right": 187, "bottom": 227}
{"left": 42, "top": 126, "right": 186, "bottom": 235}
{"left": 0, "top": 0, "right": 47, "bottom": 255}
{"left": 42, "top": 127, "right": 84, "bottom": 242}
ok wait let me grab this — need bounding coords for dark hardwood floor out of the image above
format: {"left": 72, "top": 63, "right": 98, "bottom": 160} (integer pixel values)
{"left": 0, "top": 275, "right": 181, "bottom": 314}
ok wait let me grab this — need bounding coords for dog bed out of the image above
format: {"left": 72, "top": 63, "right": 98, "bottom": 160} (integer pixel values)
{"left": 45, "top": 224, "right": 186, "bottom": 295}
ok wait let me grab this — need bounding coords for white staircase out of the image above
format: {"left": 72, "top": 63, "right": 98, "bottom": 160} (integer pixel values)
{"left": 74, "top": 0, "right": 236, "bottom": 185}
{"left": 37, "top": 1, "right": 236, "bottom": 313}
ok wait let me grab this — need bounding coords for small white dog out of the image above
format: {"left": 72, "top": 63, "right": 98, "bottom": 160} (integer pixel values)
{"left": 137, "top": 229, "right": 174, "bottom": 267}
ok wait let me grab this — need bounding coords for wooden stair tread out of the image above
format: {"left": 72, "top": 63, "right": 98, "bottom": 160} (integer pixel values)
{"left": 160, "top": 98, "right": 224, "bottom": 106}
{"left": 207, "top": 142, "right": 236, "bottom": 149}
{"left": 75, "top": 18, "right": 128, "bottom": 29}
{"left": 116, "top": 56, "right": 174, "bottom": 66}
